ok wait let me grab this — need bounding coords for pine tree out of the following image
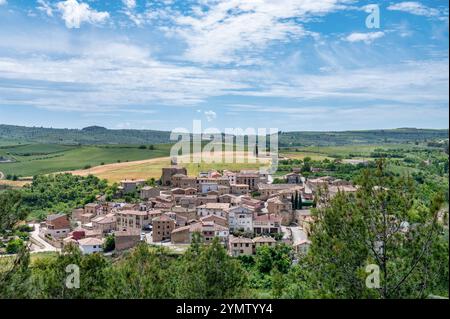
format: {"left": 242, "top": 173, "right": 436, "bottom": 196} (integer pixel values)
{"left": 298, "top": 193, "right": 303, "bottom": 209}
{"left": 294, "top": 191, "right": 299, "bottom": 210}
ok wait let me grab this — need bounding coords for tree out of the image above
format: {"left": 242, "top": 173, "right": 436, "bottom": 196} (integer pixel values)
{"left": 30, "top": 244, "right": 110, "bottom": 299}
{"left": 294, "top": 191, "right": 299, "bottom": 210}
{"left": 171, "top": 235, "right": 248, "bottom": 298}
{"left": 0, "top": 190, "right": 27, "bottom": 232}
{"left": 305, "top": 159, "right": 448, "bottom": 298}
{"left": 105, "top": 243, "right": 172, "bottom": 298}
{"left": 271, "top": 268, "right": 286, "bottom": 298}
{"left": 103, "top": 234, "right": 115, "bottom": 252}
{"left": 298, "top": 194, "right": 303, "bottom": 210}
{"left": 6, "top": 238, "right": 24, "bottom": 254}
{"left": 255, "top": 244, "right": 292, "bottom": 275}
{"left": 0, "top": 246, "right": 31, "bottom": 298}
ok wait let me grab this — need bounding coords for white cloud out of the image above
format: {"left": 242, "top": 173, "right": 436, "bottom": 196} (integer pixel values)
{"left": 387, "top": 2, "right": 441, "bottom": 17}
{"left": 121, "top": 0, "right": 147, "bottom": 26}
{"left": 37, "top": 0, "right": 53, "bottom": 17}
{"left": 56, "top": 0, "right": 109, "bottom": 29}
{"left": 237, "top": 60, "right": 449, "bottom": 106}
{"left": 159, "top": 0, "right": 352, "bottom": 64}
{"left": 204, "top": 110, "right": 217, "bottom": 122}
{"left": 345, "top": 31, "right": 385, "bottom": 43}
{"left": 0, "top": 38, "right": 249, "bottom": 112}
{"left": 122, "top": 0, "right": 136, "bottom": 10}
{"left": 0, "top": 0, "right": 7, "bottom": 6}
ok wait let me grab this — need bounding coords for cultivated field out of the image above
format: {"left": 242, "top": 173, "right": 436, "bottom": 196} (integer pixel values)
{"left": 68, "top": 151, "right": 271, "bottom": 183}
{"left": 279, "top": 143, "right": 426, "bottom": 160}
{"left": 0, "top": 144, "right": 172, "bottom": 177}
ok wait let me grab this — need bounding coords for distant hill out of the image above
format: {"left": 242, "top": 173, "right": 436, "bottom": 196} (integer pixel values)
{"left": 278, "top": 128, "right": 449, "bottom": 147}
{"left": 0, "top": 124, "right": 448, "bottom": 146}
{"left": 0, "top": 124, "right": 171, "bottom": 145}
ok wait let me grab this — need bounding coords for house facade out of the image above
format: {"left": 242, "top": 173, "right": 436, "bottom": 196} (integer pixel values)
{"left": 152, "top": 214, "right": 176, "bottom": 242}
{"left": 116, "top": 210, "right": 150, "bottom": 231}
{"left": 228, "top": 206, "right": 253, "bottom": 233}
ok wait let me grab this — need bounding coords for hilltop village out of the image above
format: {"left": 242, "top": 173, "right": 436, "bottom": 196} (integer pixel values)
{"left": 31, "top": 166, "right": 358, "bottom": 257}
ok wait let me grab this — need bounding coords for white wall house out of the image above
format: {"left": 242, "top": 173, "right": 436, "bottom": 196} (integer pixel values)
{"left": 201, "top": 182, "right": 219, "bottom": 194}
{"left": 78, "top": 238, "right": 104, "bottom": 255}
{"left": 196, "top": 203, "right": 230, "bottom": 218}
{"left": 228, "top": 206, "right": 253, "bottom": 233}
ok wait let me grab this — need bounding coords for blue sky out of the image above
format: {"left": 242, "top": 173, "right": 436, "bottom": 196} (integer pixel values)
{"left": 0, "top": 0, "right": 448, "bottom": 131}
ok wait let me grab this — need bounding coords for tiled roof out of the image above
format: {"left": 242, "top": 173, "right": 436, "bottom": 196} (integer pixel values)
{"left": 229, "top": 236, "right": 253, "bottom": 244}
{"left": 197, "top": 203, "right": 230, "bottom": 209}
{"left": 253, "top": 236, "right": 276, "bottom": 243}
{"left": 78, "top": 237, "right": 103, "bottom": 246}
{"left": 117, "top": 210, "right": 148, "bottom": 216}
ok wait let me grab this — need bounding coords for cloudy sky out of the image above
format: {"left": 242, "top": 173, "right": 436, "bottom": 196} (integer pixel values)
{"left": 0, "top": 0, "right": 448, "bottom": 131}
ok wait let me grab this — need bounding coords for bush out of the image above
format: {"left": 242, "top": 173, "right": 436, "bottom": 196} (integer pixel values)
{"left": 16, "top": 224, "right": 33, "bottom": 233}
{"left": 103, "top": 234, "right": 115, "bottom": 252}
{"left": 6, "top": 238, "right": 24, "bottom": 254}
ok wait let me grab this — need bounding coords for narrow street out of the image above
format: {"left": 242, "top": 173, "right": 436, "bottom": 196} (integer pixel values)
{"left": 282, "top": 225, "right": 307, "bottom": 245}
{"left": 290, "top": 226, "right": 307, "bottom": 245}
{"left": 28, "top": 223, "right": 60, "bottom": 253}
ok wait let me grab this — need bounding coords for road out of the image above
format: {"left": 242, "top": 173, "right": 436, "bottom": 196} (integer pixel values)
{"left": 282, "top": 226, "right": 307, "bottom": 245}
{"left": 29, "top": 223, "right": 60, "bottom": 253}
{"left": 290, "top": 226, "right": 307, "bottom": 245}
{"left": 0, "top": 171, "right": 4, "bottom": 180}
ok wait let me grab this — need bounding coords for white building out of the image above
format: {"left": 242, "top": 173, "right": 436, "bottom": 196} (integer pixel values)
{"left": 200, "top": 182, "right": 219, "bottom": 194}
{"left": 223, "top": 170, "right": 237, "bottom": 185}
{"left": 78, "top": 237, "right": 104, "bottom": 255}
{"left": 228, "top": 206, "right": 253, "bottom": 233}
{"left": 196, "top": 203, "right": 231, "bottom": 218}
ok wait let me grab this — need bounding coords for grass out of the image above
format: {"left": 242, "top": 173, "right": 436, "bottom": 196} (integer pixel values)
{"left": 69, "top": 151, "right": 271, "bottom": 183}
{"left": 280, "top": 143, "right": 425, "bottom": 160}
{"left": 0, "top": 144, "right": 172, "bottom": 177}
{"left": 1, "top": 142, "right": 441, "bottom": 184}
{"left": 0, "top": 251, "right": 59, "bottom": 271}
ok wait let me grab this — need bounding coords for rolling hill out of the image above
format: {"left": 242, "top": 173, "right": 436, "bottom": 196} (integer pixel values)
{"left": 1, "top": 124, "right": 448, "bottom": 146}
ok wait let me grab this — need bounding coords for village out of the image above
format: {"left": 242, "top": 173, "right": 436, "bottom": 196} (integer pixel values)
{"left": 28, "top": 165, "right": 358, "bottom": 259}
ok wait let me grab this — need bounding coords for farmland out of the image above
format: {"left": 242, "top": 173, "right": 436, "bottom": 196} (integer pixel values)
{"left": 68, "top": 151, "right": 270, "bottom": 183}
{"left": 278, "top": 143, "right": 430, "bottom": 161}
{"left": 0, "top": 144, "right": 172, "bottom": 178}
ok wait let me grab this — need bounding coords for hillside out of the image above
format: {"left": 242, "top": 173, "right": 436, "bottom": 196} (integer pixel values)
{"left": 0, "top": 124, "right": 448, "bottom": 146}
{"left": 278, "top": 128, "right": 449, "bottom": 147}
{"left": 0, "top": 124, "right": 171, "bottom": 145}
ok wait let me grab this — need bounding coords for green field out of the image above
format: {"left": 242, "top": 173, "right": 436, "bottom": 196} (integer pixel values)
{"left": 0, "top": 144, "right": 172, "bottom": 177}
{"left": 0, "top": 139, "right": 448, "bottom": 182}
{"left": 280, "top": 143, "right": 431, "bottom": 159}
